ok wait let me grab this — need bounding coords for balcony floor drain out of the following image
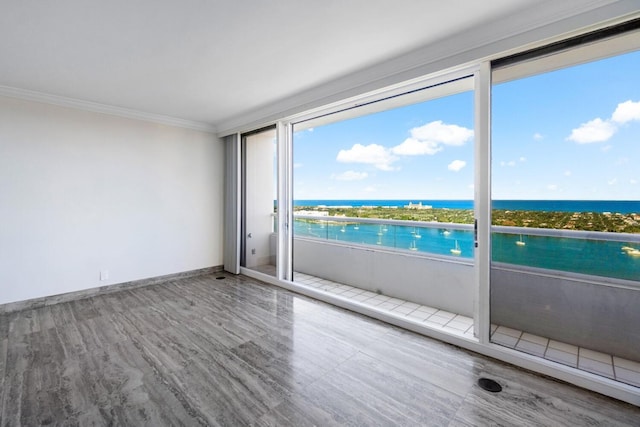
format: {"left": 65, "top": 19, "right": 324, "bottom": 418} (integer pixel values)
{"left": 478, "top": 377, "right": 502, "bottom": 392}
{"left": 216, "top": 276, "right": 225, "bottom": 280}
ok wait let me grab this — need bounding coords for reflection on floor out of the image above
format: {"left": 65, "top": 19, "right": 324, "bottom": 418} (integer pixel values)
{"left": 4, "top": 272, "right": 639, "bottom": 424}
{"left": 293, "top": 271, "right": 640, "bottom": 389}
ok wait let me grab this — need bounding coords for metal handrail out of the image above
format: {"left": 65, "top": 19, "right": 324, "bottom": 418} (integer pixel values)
{"left": 293, "top": 214, "right": 640, "bottom": 242}
{"left": 293, "top": 214, "right": 473, "bottom": 231}
{"left": 491, "top": 225, "right": 640, "bottom": 242}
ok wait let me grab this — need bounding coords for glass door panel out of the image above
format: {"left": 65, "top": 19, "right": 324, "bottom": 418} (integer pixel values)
{"left": 490, "top": 42, "right": 640, "bottom": 369}
{"left": 241, "top": 127, "right": 278, "bottom": 277}
{"left": 291, "top": 76, "right": 477, "bottom": 319}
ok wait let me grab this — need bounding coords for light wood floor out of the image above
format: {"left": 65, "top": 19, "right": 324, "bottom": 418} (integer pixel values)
{"left": 1, "top": 273, "right": 639, "bottom": 426}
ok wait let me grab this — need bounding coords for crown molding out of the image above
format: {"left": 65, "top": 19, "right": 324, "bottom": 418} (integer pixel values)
{"left": 0, "top": 85, "right": 217, "bottom": 134}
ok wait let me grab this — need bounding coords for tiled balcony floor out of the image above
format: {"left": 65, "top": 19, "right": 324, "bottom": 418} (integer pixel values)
{"left": 294, "top": 272, "right": 475, "bottom": 338}
{"left": 293, "top": 271, "right": 640, "bottom": 389}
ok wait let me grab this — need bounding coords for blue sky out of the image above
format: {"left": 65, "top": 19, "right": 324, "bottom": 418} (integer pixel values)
{"left": 293, "top": 50, "right": 640, "bottom": 201}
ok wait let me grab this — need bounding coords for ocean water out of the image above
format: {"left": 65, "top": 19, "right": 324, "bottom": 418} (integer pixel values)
{"left": 294, "top": 199, "right": 640, "bottom": 213}
{"left": 293, "top": 199, "right": 640, "bottom": 282}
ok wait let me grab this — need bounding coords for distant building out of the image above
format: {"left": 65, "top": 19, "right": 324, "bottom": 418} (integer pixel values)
{"left": 405, "top": 201, "right": 432, "bottom": 210}
{"left": 294, "top": 210, "right": 329, "bottom": 216}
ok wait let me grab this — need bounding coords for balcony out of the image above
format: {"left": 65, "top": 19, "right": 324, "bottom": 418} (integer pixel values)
{"left": 280, "top": 214, "right": 640, "bottom": 388}
{"left": 293, "top": 215, "right": 475, "bottom": 316}
{"left": 292, "top": 270, "right": 640, "bottom": 387}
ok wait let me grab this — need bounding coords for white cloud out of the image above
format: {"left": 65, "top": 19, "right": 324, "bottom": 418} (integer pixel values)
{"left": 533, "top": 133, "right": 543, "bottom": 140}
{"left": 410, "top": 121, "right": 474, "bottom": 145}
{"left": 611, "top": 100, "right": 640, "bottom": 124}
{"left": 447, "top": 160, "right": 467, "bottom": 172}
{"left": 608, "top": 178, "right": 617, "bottom": 185}
{"left": 631, "top": 179, "right": 638, "bottom": 185}
{"left": 336, "top": 143, "right": 398, "bottom": 171}
{"left": 519, "top": 157, "right": 527, "bottom": 162}
{"left": 547, "top": 184, "right": 558, "bottom": 191}
{"left": 601, "top": 145, "right": 612, "bottom": 152}
{"left": 308, "top": 128, "right": 314, "bottom": 132}
{"left": 500, "top": 161, "right": 505, "bottom": 167}
{"left": 392, "top": 138, "right": 441, "bottom": 155}
{"left": 567, "top": 100, "right": 640, "bottom": 144}
{"left": 364, "top": 185, "right": 377, "bottom": 193}
{"left": 391, "top": 120, "right": 473, "bottom": 156}
{"left": 507, "top": 160, "right": 516, "bottom": 167}
{"left": 293, "top": 162, "right": 303, "bottom": 169}
{"left": 564, "top": 170, "right": 572, "bottom": 176}
{"left": 567, "top": 118, "right": 616, "bottom": 143}
{"left": 331, "top": 170, "right": 368, "bottom": 181}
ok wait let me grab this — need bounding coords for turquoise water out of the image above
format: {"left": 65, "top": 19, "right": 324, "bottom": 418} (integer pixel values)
{"left": 492, "top": 233, "right": 640, "bottom": 282}
{"left": 293, "top": 219, "right": 640, "bottom": 283}
{"left": 294, "top": 221, "right": 474, "bottom": 257}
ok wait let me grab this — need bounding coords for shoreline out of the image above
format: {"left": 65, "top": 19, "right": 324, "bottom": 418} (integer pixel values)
{"left": 293, "top": 205, "right": 640, "bottom": 234}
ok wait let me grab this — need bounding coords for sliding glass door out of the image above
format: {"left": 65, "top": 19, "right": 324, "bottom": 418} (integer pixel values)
{"left": 490, "top": 34, "right": 640, "bottom": 379}
{"left": 290, "top": 75, "right": 478, "bottom": 318}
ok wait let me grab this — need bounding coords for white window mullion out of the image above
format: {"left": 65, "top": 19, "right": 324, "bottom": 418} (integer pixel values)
{"left": 474, "top": 61, "right": 492, "bottom": 343}
{"left": 276, "top": 121, "right": 293, "bottom": 281}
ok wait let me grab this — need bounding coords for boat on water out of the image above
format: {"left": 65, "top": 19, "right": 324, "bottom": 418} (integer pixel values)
{"left": 409, "top": 240, "right": 418, "bottom": 251}
{"left": 450, "top": 240, "right": 461, "bottom": 256}
{"left": 621, "top": 246, "right": 640, "bottom": 257}
{"left": 443, "top": 230, "right": 451, "bottom": 236}
{"left": 410, "top": 227, "right": 422, "bottom": 238}
{"left": 516, "top": 235, "right": 526, "bottom": 246}
{"left": 340, "top": 225, "right": 346, "bottom": 233}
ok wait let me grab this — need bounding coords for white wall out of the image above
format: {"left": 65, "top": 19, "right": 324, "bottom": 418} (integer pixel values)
{"left": 294, "top": 238, "right": 474, "bottom": 316}
{"left": 0, "top": 96, "right": 223, "bottom": 305}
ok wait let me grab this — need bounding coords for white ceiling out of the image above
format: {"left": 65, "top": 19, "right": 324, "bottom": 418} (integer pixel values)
{"left": 0, "top": 0, "right": 633, "bottom": 132}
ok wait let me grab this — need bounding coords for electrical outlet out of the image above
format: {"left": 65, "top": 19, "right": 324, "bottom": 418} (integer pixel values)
{"left": 100, "top": 270, "right": 109, "bottom": 281}
{"left": 251, "top": 249, "right": 256, "bottom": 255}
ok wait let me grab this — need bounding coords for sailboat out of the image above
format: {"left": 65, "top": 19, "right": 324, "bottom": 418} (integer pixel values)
{"left": 622, "top": 246, "right": 640, "bottom": 257}
{"left": 409, "top": 240, "right": 418, "bottom": 251}
{"left": 450, "top": 240, "right": 461, "bottom": 256}
{"left": 340, "top": 225, "right": 346, "bottom": 233}
{"left": 411, "top": 227, "right": 422, "bottom": 238}
{"left": 516, "top": 234, "right": 526, "bottom": 246}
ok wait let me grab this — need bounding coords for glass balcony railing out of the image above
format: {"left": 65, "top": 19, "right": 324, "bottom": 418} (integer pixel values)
{"left": 492, "top": 226, "right": 640, "bottom": 283}
{"left": 293, "top": 214, "right": 474, "bottom": 258}
{"left": 291, "top": 215, "right": 640, "bottom": 283}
